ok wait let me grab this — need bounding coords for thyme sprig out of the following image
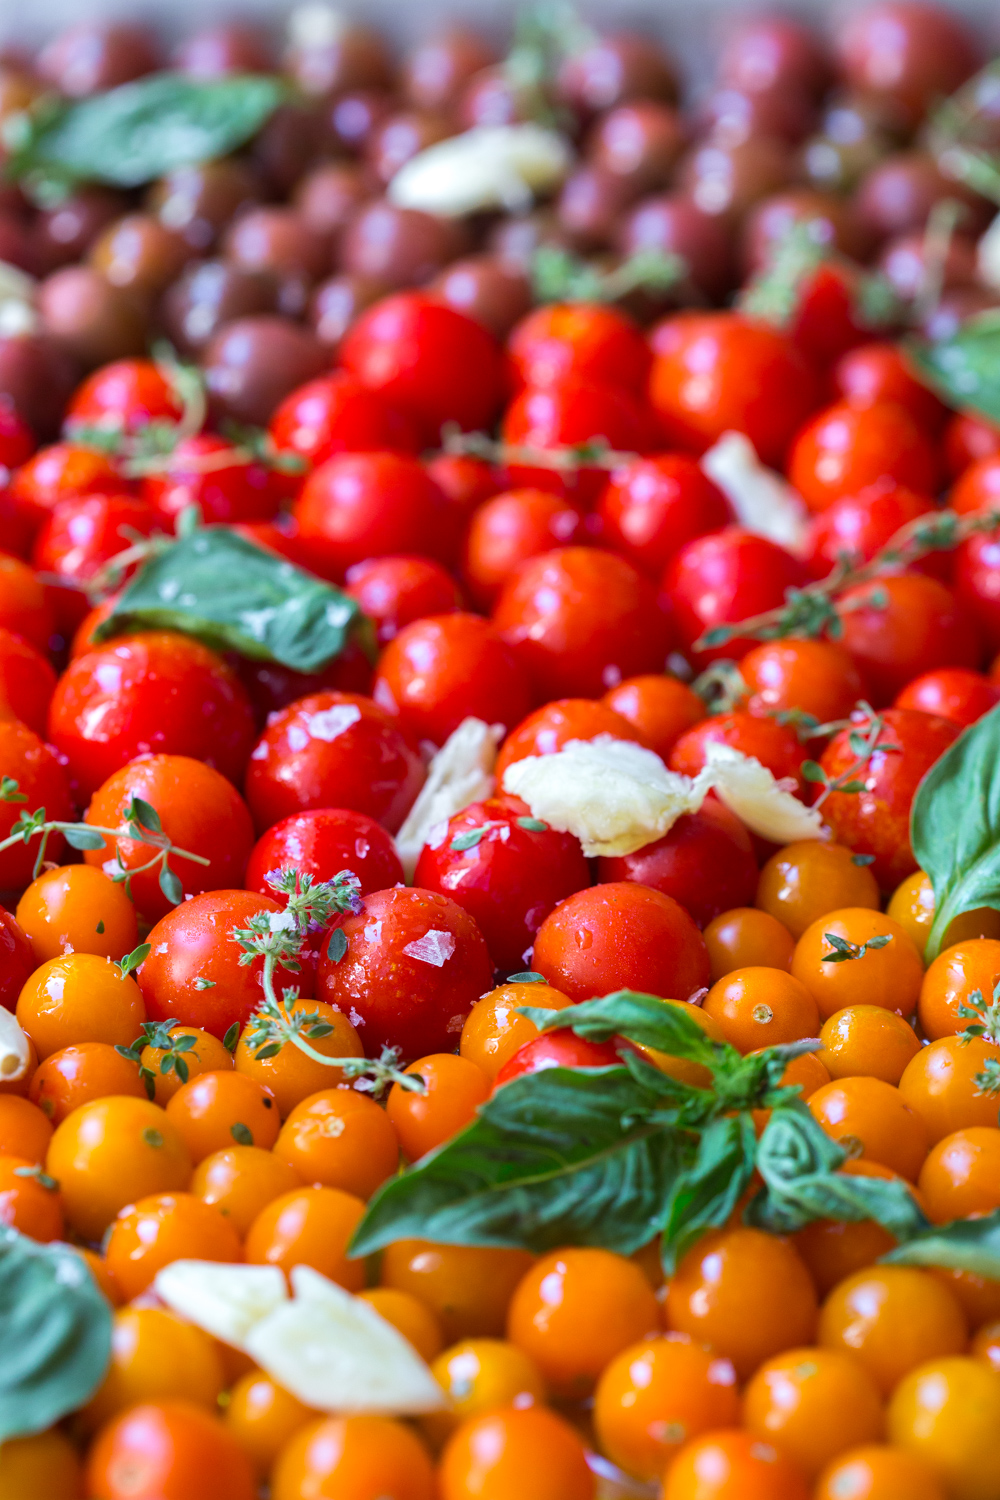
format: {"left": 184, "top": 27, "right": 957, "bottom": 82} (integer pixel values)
{"left": 801, "top": 703, "right": 898, "bottom": 808}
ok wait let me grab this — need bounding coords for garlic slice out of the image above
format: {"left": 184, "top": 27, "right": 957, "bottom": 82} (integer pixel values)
{"left": 701, "top": 431, "right": 810, "bottom": 556}
{"left": 388, "top": 124, "right": 572, "bottom": 217}
{"left": 0, "top": 1008, "right": 31, "bottom": 1083}
{"left": 153, "top": 1261, "right": 288, "bottom": 1349}
{"left": 396, "top": 716, "right": 502, "bottom": 880}
{"left": 703, "top": 741, "right": 826, "bottom": 844}
{"left": 244, "top": 1266, "right": 446, "bottom": 1415}
{"left": 502, "top": 735, "right": 711, "bottom": 858}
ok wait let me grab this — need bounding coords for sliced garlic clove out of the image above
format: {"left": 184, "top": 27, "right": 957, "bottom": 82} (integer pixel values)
{"left": 244, "top": 1265, "right": 446, "bottom": 1415}
{"left": 396, "top": 716, "right": 502, "bottom": 880}
{"left": 701, "top": 431, "right": 810, "bottom": 557}
{"left": 388, "top": 124, "right": 572, "bottom": 218}
{"left": 153, "top": 1260, "right": 288, "bottom": 1349}
{"left": 703, "top": 740, "right": 826, "bottom": 844}
{"left": 0, "top": 1008, "right": 31, "bottom": 1084}
{"left": 502, "top": 735, "right": 709, "bottom": 857}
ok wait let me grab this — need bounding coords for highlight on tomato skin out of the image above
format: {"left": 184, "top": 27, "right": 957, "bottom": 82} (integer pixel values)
{"left": 8, "top": 7, "right": 1000, "bottom": 1497}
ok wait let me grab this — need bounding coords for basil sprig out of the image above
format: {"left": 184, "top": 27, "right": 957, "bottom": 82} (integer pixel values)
{"left": 911, "top": 701, "right": 1000, "bottom": 960}
{"left": 352, "top": 992, "right": 1000, "bottom": 1278}
{"left": 906, "top": 311, "right": 1000, "bottom": 427}
{"left": 93, "top": 527, "right": 371, "bottom": 675}
{"left": 3, "top": 72, "right": 285, "bottom": 195}
{"left": 0, "top": 1229, "right": 112, "bottom": 1443}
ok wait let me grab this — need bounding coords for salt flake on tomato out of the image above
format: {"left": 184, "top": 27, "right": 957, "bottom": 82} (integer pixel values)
{"left": 403, "top": 929, "right": 456, "bottom": 966}
{"left": 701, "top": 431, "right": 810, "bottom": 556}
{"left": 502, "top": 735, "right": 710, "bottom": 857}
{"left": 395, "top": 717, "right": 503, "bottom": 880}
{"left": 244, "top": 1265, "right": 446, "bottom": 1415}
{"left": 154, "top": 1260, "right": 287, "bottom": 1349}
{"left": 703, "top": 740, "right": 826, "bottom": 844}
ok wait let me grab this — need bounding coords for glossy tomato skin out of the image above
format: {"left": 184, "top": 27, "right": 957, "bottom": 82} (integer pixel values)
{"left": 139, "top": 890, "right": 305, "bottom": 1039}
{"left": 414, "top": 795, "right": 590, "bottom": 973}
{"left": 244, "top": 691, "right": 425, "bottom": 835}
{"left": 665, "top": 527, "right": 808, "bottom": 663}
{"left": 836, "top": 573, "right": 981, "bottom": 705}
{"left": 596, "top": 454, "right": 732, "bottom": 578}
{"left": 805, "top": 482, "right": 939, "bottom": 581}
{"left": 0, "top": 721, "right": 73, "bottom": 888}
{"left": 245, "top": 807, "right": 404, "bottom": 901}
{"left": 648, "top": 311, "right": 820, "bottom": 465}
{"left": 47, "top": 632, "right": 256, "bottom": 801}
{"left": 31, "top": 493, "right": 159, "bottom": 632}
{"left": 11, "top": 443, "right": 127, "bottom": 527}
{"left": 895, "top": 668, "right": 1000, "bottom": 727}
{"left": 373, "top": 613, "right": 532, "bottom": 746}
{"left": 317, "top": 886, "right": 495, "bottom": 1059}
{"left": 500, "top": 380, "right": 653, "bottom": 505}
{"left": 64, "top": 358, "right": 183, "bottom": 434}
{"left": 533, "top": 882, "right": 710, "bottom": 1002}
{"left": 0, "top": 909, "right": 34, "bottom": 1012}
{"left": 493, "top": 547, "right": 672, "bottom": 700}
{"left": 495, "top": 1030, "right": 639, "bottom": 1087}
{"left": 344, "top": 555, "right": 461, "bottom": 644}
{"left": 0, "top": 626, "right": 57, "bottom": 735}
{"left": 788, "top": 400, "right": 939, "bottom": 513}
{"left": 834, "top": 341, "right": 949, "bottom": 431}
{"left": 955, "top": 532, "right": 1000, "bottom": 653}
{"left": 461, "top": 488, "right": 587, "bottom": 609}
{"left": 141, "top": 435, "right": 279, "bottom": 527}
{"left": 598, "top": 797, "right": 758, "bottom": 929}
{"left": 425, "top": 452, "right": 502, "bottom": 520}
{"left": 669, "top": 710, "right": 806, "bottom": 789}
{"left": 0, "top": 402, "right": 37, "bottom": 469}
{"left": 85, "top": 1400, "right": 257, "bottom": 1500}
{"left": 507, "top": 303, "right": 652, "bottom": 397}
{"left": 340, "top": 293, "right": 505, "bottom": 438}
{"left": 494, "top": 698, "right": 648, "bottom": 783}
{"left": 949, "top": 451, "right": 1000, "bottom": 516}
{"left": 945, "top": 412, "right": 1000, "bottom": 478}
{"left": 268, "top": 370, "right": 420, "bottom": 468}
{"left": 294, "top": 451, "right": 459, "bottom": 580}
{"left": 819, "top": 708, "right": 959, "bottom": 890}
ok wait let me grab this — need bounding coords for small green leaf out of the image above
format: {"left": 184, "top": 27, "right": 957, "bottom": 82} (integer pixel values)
{"left": 158, "top": 865, "right": 184, "bottom": 906}
{"left": 127, "top": 797, "right": 162, "bottom": 833}
{"left": 95, "top": 920, "right": 105, "bottom": 934}
{"left": 119, "top": 943, "right": 151, "bottom": 979}
{"left": 142, "top": 1128, "right": 164, "bottom": 1148}
{"left": 230, "top": 1121, "right": 254, "bottom": 1146}
{"left": 881, "top": 1208, "right": 1000, "bottom": 1278}
{"left": 852, "top": 853, "right": 876, "bottom": 866}
{"left": 659, "top": 1114, "right": 758, "bottom": 1275}
{"left": 450, "top": 825, "right": 492, "bottom": 851}
{"left": 801, "top": 761, "right": 827, "bottom": 784}
{"left": 222, "top": 1023, "right": 240, "bottom": 1054}
{"left": 306, "top": 1023, "right": 334, "bottom": 1039}
{"left": 13, "top": 1166, "right": 59, "bottom": 1191}
{"left": 194, "top": 976, "right": 216, "bottom": 990}
{"left": 62, "top": 825, "right": 106, "bottom": 850}
{"left": 0, "top": 1229, "right": 112, "bottom": 1442}
{"left": 516, "top": 817, "right": 549, "bottom": 832}
{"left": 327, "top": 927, "right": 348, "bottom": 964}
{"left": 253, "top": 1043, "right": 282, "bottom": 1060}
{"left": 506, "top": 971, "right": 547, "bottom": 984}
{"left": 0, "top": 776, "right": 26, "bottom": 802}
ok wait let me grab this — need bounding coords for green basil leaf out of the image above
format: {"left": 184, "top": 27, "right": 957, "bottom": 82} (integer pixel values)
{"left": 350, "top": 1065, "right": 684, "bottom": 1259}
{"left": 93, "top": 528, "right": 367, "bottom": 674}
{"left": 880, "top": 1209, "right": 1000, "bottom": 1277}
{"left": 905, "top": 313, "right": 1000, "bottom": 427}
{"left": 0, "top": 1228, "right": 112, "bottom": 1442}
{"left": 523, "top": 990, "right": 736, "bottom": 1065}
{"left": 62, "top": 825, "right": 106, "bottom": 850}
{"left": 7, "top": 73, "right": 286, "bottom": 191}
{"left": 911, "top": 702, "right": 1000, "bottom": 960}
{"left": 746, "top": 1105, "right": 929, "bottom": 1238}
{"left": 659, "top": 1113, "right": 758, "bottom": 1275}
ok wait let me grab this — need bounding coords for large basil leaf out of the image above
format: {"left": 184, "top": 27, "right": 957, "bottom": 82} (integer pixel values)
{"left": 521, "top": 990, "right": 733, "bottom": 1064}
{"left": 351, "top": 1065, "right": 685, "bottom": 1259}
{"left": 911, "top": 703, "right": 1000, "bottom": 960}
{"left": 93, "top": 527, "right": 368, "bottom": 674}
{"left": 0, "top": 1229, "right": 112, "bottom": 1442}
{"left": 659, "top": 1113, "right": 757, "bottom": 1274}
{"left": 906, "top": 313, "right": 1000, "bottom": 427}
{"left": 746, "top": 1105, "right": 930, "bottom": 1239}
{"left": 5, "top": 73, "right": 285, "bottom": 191}
{"left": 881, "top": 1210, "right": 1000, "bottom": 1277}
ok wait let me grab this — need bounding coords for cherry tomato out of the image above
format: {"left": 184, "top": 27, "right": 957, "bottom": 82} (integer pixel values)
{"left": 0, "top": 552, "right": 56, "bottom": 652}
{"left": 65, "top": 358, "right": 183, "bottom": 434}
{"left": 836, "top": 573, "right": 980, "bottom": 705}
{"left": 495, "top": 697, "right": 648, "bottom": 782}
{"left": 649, "top": 311, "right": 820, "bottom": 465}
{"left": 31, "top": 493, "right": 159, "bottom": 633}
{"left": 665, "top": 527, "right": 808, "bottom": 663}
{"left": 268, "top": 369, "right": 420, "bottom": 468}
{"left": 0, "top": 399, "right": 37, "bottom": 468}
{"left": 669, "top": 709, "right": 805, "bottom": 788}
{"left": 740, "top": 638, "right": 864, "bottom": 725}
{"left": 0, "top": 626, "right": 57, "bottom": 734}
{"left": 834, "top": 341, "right": 949, "bottom": 431}
{"left": 946, "top": 413, "right": 1000, "bottom": 479}
{"left": 955, "top": 532, "right": 1000, "bottom": 654}
{"left": 423, "top": 452, "right": 502, "bottom": 519}
{"left": 500, "top": 379, "right": 652, "bottom": 506}
{"left": 344, "top": 554, "right": 461, "bottom": 644}
{"left": 805, "top": 482, "right": 939, "bottom": 582}
{"left": 245, "top": 806, "right": 403, "bottom": 902}
{"left": 789, "top": 400, "right": 939, "bottom": 513}
{"left": 11, "top": 441, "right": 126, "bottom": 527}
{"left": 602, "top": 674, "right": 705, "bottom": 759}
{"left": 895, "top": 667, "right": 1000, "bottom": 726}
{"left": 141, "top": 435, "right": 280, "bottom": 527}
{"left": 415, "top": 794, "right": 590, "bottom": 972}
{"left": 0, "top": 720, "right": 73, "bottom": 889}
{"left": 495, "top": 1029, "right": 640, "bottom": 1087}
{"left": 0, "top": 910, "right": 34, "bottom": 1013}
{"left": 85, "top": 1400, "right": 257, "bottom": 1500}
{"left": 244, "top": 690, "right": 425, "bottom": 835}
{"left": 596, "top": 453, "right": 732, "bottom": 578}
{"left": 461, "top": 488, "right": 586, "bottom": 608}
{"left": 508, "top": 302, "right": 652, "bottom": 396}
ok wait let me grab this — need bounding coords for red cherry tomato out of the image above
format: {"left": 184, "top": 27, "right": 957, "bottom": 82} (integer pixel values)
{"left": 139, "top": 890, "right": 306, "bottom": 1039}
{"left": 739, "top": 638, "right": 865, "bottom": 726}
{"left": 598, "top": 796, "right": 758, "bottom": 929}
{"left": 47, "top": 632, "right": 256, "bottom": 801}
{"left": 668, "top": 710, "right": 806, "bottom": 790}
{"left": 648, "top": 311, "right": 820, "bottom": 466}
{"left": 533, "top": 882, "right": 710, "bottom": 1002}
{"left": 0, "top": 400, "right": 37, "bottom": 469}
{"left": 834, "top": 341, "right": 949, "bottom": 431}
{"left": 601, "top": 675, "right": 705, "bottom": 760}
{"left": 894, "top": 667, "right": 1000, "bottom": 726}
{"left": 245, "top": 807, "right": 404, "bottom": 901}
{"left": 244, "top": 690, "right": 425, "bottom": 834}
{"left": 294, "top": 451, "right": 459, "bottom": 581}
{"left": 423, "top": 452, "right": 502, "bottom": 520}
{"left": 344, "top": 554, "right": 462, "bottom": 644}
{"left": 64, "top": 358, "right": 183, "bottom": 435}
{"left": 0, "top": 487, "right": 36, "bottom": 559}
{"left": 31, "top": 493, "right": 159, "bottom": 632}
{"left": 507, "top": 303, "right": 652, "bottom": 397}
{"left": 493, "top": 547, "right": 672, "bottom": 700}
{"left": 776, "top": 260, "right": 882, "bottom": 368}
{"left": 596, "top": 453, "right": 732, "bottom": 578}
{"left": 0, "top": 554, "right": 55, "bottom": 653}
{"left": 317, "top": 886, "right": 495, "bottom": 1059}
{"left": 495, "top": 697, "right": 648, "bottom": 784}
{"left": 0, "top": 909, "right": 34, "bottom": 1013}
{"left": 805, "top": 481, "right": 939, "bottom": 581}
{"left": 500, "top": 380, "right": 653, "bottom": 505}
{"left": 0, "top": 626, "right": 57, "bottom": 735}
{"left": 268, "top": 370, "right": 421, "bottom": 468}
{"left": 819, "top": 707, "right": 959, "bottom": 889}
{"left": 461, "top": 488, "right": 586, "bottom": 608}
{"left": 140, "top": 436, "right": 280, "bottom": 527}
{"left": 788, "top": 400, "right": 939, "bottom": 514}
{"left": 836, "top": 572, "right": 981, "bottom": 704}
{"left": 495, "top": 1030, "right": 640, "bottom": 1088}
{"left": 11, "top": 442, "right": 127, "bottom": 526}
{"left": 414, "top": 794, "right": 590, "bottom": 973}
{"left": 944, "top": 412, "right": 1000, "bottom": 479}
{"left": 373, "top": 613, "right": 532, "bottom": 746}
{"left": 340, "top": 293, "right": 505, "bottom": 439}
{"left": 0, "top": 720, "right": 73, "bottom": 889}
{"left": 950, "top": 452, "right": 1000, "bottom": 516}
{"left": 665, "top": 527, "right": 808, "bottom": 664}
{"left": 955, "top": 531, "right": 1000, "bottom": 653}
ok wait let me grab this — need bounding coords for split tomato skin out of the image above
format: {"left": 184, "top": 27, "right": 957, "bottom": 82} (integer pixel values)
{"left": 414, "top": 795, "right": 591, "bottom": 973}
{"left": 316, "top": 886, "right": 495, "bottom": 1060}
{"left": 243, "top": 690, "right": 426, "bottom": 836}
{"left": 819, "top": 707, "right": 959, "bottom": 891}
{"left": 245, "top": 807, "right": 404, "bottom": 902}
